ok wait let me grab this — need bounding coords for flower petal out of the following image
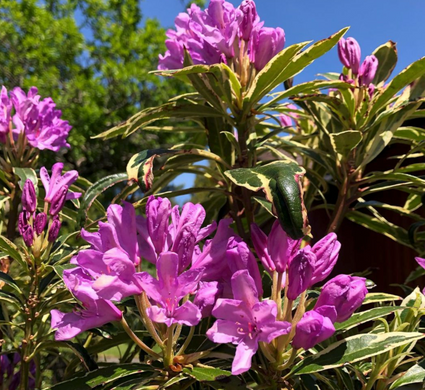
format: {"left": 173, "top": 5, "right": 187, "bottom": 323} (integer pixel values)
{"left": 232, "top": 338, "right": 258, "bottom": 375}
{"left": 206, "top": 319, "right": 242, "bottom": 344}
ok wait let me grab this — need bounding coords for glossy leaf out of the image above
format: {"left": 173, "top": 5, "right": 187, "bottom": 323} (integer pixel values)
{"left": 372, "top": 41, "right": 398, "bottom": 85}
{"left": 0, "top": 235, "right": 27, "bottom": 269}
{"left": 330, "top": 130, "right": 362, "bottom": 156}
{"left": 225, "top": 160, "right": 309, "bottom": 239}
{"left": 13, "top": 167, "right": 38, "bottom": 195}
{"left": 291, "top": 332, "right": 425, "bottom": 375}
{"left": 389, "top": 363, "right": 425, "bottom": 389}
{"left": 0, "top": 271, "right": 22, "bottom": 294}
{"left": 363, "top": 293, "right": 402, "bottom": 304}
{"left": 182, "top": 367, "right": 231, "bottom": 382}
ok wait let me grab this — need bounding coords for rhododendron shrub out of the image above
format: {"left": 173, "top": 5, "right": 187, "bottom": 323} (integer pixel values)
{"left": 2, "top": 1, "right": 425, "bottom": 389}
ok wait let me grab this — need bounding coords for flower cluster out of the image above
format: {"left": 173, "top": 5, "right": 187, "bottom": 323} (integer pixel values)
{"left": 0, "top": 86, "right": 71, "bottom": 152}
{"left": 158, "top": 0, "right": 284, "bottom": 73}
{"left": 51, "top": 196, "right": 368, "bottom": 376}
{"left": 337, "top": 37, "right": 379, "bottom": 97}
{"left": 18, "top": 163, "right": 80, "bottom": 254}
{"left": 252, "top": 220, "right": 367, "bottom": 351}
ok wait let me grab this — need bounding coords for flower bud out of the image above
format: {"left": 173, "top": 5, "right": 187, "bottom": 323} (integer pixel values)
{"left": 309, "top": 233, "right": 341, "bottom": 286}
{"left": 292, "top": 310, "right": 335, "bottom": 350}
{"left": 251, "top": 223, "right": 275, "bottom": 272}
{"left": 22, "top": 179, "right": 37, "bottom": 213}
{"left": 287, "top": 248, "right": 315, "bottom": 300}
{"left": 23, "top": 225, "right": 34, "bottom": 247}
{"left": 18, "top": 211, "right": 29, "bottom": 236}
{"left": 338, "top": 37, "right": 361, "bottom": 74}
{"left": 368, "top": 83, "right": 375, "bottom": 98}
{"left": 48, "top": 218, "right": 61, "bottom": 242}
{"left": 359, "top": 55, "right": 378, "bottom": 86}
{"left": 34, "top": 212, "right": 47, "bottom": 235}
{"left": 239, "top": 0, "right": 257, "bottom": 41}
{"left": 49, "top": 185, "right": 68, "bottom": 216}
{"left": 251, "top": 27, "right": 285, "bottom": 71}
{"left": 315, "top": 274, "right": 368, "bottom": 323}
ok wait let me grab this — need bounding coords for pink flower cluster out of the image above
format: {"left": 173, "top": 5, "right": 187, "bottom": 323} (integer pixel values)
{"left": 51, "top": 196, "right": 367, "bottom": 375}
{"left": 158, "top": 0, "right": 285, "bottom": 71}
{"left": 0, "top": 86, "right": 71, "bottom": 151}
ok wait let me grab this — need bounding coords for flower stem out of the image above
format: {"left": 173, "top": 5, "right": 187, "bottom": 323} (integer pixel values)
{"left": 176, "top": 325, "right": 195, "bottom": 356}
{"left": 137, "top": 293, "right": 164, "bottom": 348}
{"left": 120, "top": 316, "right": 161, "bottom": 359}
{"left": 164, "top": 325, "right": 175, "bottom": 368}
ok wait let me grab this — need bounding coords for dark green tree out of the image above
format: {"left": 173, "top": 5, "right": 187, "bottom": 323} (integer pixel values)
{"left": 0, "top": 0, "right": 200, "bottom": 180}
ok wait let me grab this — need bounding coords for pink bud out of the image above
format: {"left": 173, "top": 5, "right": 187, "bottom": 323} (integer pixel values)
{"left": 338, "top": 37, "right": 361, "bottom": 74}
{"left": 34, "top": 213, "right": 47, "bottom": 235}
{"left": 48, "top": 219, "right": 61, "bottom": 242}
{"left": 239, "top": 0, "right": 257, "bottom": 41}
{"left": 23, "top": 226, "right": 34, "bottom": 247}
{"left": 359, "top": 55, "right": 378, "bottom": 86}
{"left": 49, "top": 185, "right": 68, "bottom": 216}
{"left": 22, "top": 179, "right": 37, "bottom": 213}
{"left": 287, "top": 248, "right": 315, "bottom": 300}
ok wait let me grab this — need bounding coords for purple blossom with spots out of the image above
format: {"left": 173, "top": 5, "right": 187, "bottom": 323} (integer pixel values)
{"left": 137, "top": 252, "right": 204, "bottom": 327}
{"left": 207, "top": 270, "right": 291, "bottom": 375}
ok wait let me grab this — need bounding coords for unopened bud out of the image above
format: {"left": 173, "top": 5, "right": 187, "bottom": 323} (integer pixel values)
{"left": 359, "top": 55, "right": 378, "bottom": 86}
{"left": 338, "top": 37, "right": 361, "bottom": 74}
{"left": 48, "top": 219, "right": 61, "bottom": 242}
{"left": 49, "top": 185, "right": 68, "bottom": 216}
{"left": 34, "top": 212, "right": 47, "bottom": 235}
{"left": 23, "top": 226, "right": 34, "bottom": 247}
{"left": 239, "top": 0, "right": 257, "bottom": 41}
{"left": 22, "top": 179, "right": 37, "bottom": 213}
{"left": 18, "top": 211, "right": 29, "bottom": 235}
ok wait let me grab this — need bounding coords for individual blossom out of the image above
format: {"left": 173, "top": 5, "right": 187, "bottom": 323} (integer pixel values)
{"left": 292, "top": 310, "right": 335, "bottom": 350}
{"left": 338, "top": 37, "right": 361, "bottom": 74}
{"left": 192, "top": 218, "right": 262, "bottom": 298}
{"left": 207, "top": 270, "right": 291, "bottom": 375}
{"left": 40, "top": 162, "right": 81, "bottom": 203}
{"left": 251, "top": 220, "right": 301, "bottom": 274}
{"left": 238, "top": 0, "right": 259, "bottom": 41}
{"left": 359, "top": 55, "right": 379, "bottom": 86}
{"left": 250, "top": 26, "right": 285, "bottom": 70}
{"left": 51, "top": 268, "right": 122, "bottom": 340}
{"left": 137, "top": 252, "right": 204, "bottom": 327}
{"left": 307, "top": 233, "right": 341, "bottom": 286}
{"left": 315, "top": 274, "right": 368, "bottom": 322}
{"left": 287, "top": 248, "right": 315, "bottom": 300}
{"left": 9, "top": 86, "right": 72, "bottom": 152}
{"left": 136, "top": 196, "right": 216, "bottom": 270}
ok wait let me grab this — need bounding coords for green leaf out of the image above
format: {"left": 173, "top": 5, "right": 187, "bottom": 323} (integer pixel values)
{"left": 291, "top": 332, "right": 425, "bottom": 375}
{"left": 204, "top": 116, "right": 233, "bottom": 166}
{"left": 0, "top": 235, "right": 27, "bottom": 269}
{"left": 329, "top": 130, "right": 362, "bottom": 156}
{"left": 182, "top": 367, "right": 231, "bottom": 382}
{"left": 363, "top": 293, "right": 402, "bottom": 304}
{"left": 78, "top": 173, "right": 128, "bottom": 223}
{"left": 335, "top": 306, "right": 403, "bottom": 332}
{"left": 369, "top": 56, "right": 425, "bottom": 119}
{"left": 49, "top": 364, "right": 155, "bottom": 389}
{"left": 95, "top": 102, "right": 223, "bottom": 140}
{"left": 13, "top": 168, "right": 38, "bottom": 195}
{"left": 372, "top": 41, "right": 398, "bottom": 85}
{"left": 389, "top": 363, "right": 425, "bottom": 389}
{"left": 225, "top": 161, "right": 309, "bottom": 239}
{"left": 0, "top": 272, "right": 22, "bottom": 294}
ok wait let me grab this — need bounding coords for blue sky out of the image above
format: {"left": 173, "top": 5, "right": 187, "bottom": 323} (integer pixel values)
{"left": 139, "top": 0, "right": 425, "bottom": 200}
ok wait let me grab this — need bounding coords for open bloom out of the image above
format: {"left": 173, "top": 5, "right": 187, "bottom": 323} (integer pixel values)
{"left": 51, "top": 268, "right": 122, "bottom": 340}
{"left": 138, "top": 252, "right": 204, "bottom": 327}
{"left": 40, "top": 162, "right": 81, "bottom": 203}
{"left": 315, "top": 274, "right": 368, "bottom": 322}
{"left": 207, "top": 270, "right": 291, "bottom": 375}
{"left": 251, "top": 220, "right": 301, "bottom": 273}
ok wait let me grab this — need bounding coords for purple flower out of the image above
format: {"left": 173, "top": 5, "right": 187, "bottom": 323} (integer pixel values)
{"left": 359, "top": 55, "right": 379, "bottom": 86}
{"left": 136, "top": 196, "right": 216, "bottom": 270}
{"left": 250, "top": 26, "right": 285, "bottom": 70}
{"left": 238, "top": 0, "right": 258, "bottom": 41}
{"left": 49, "top": 185, "right": 68, "bottom": 216}
{"left": 287, "top": 248, "right": 315, "bottom": 300}
{"left": 51, "top": 268, "right": 122, "bottom": 340}
{"left": 22, "top": 179, "right": 37, "bottom": 213}
{"left": 251, "top": 220, "right": 301, "bottom": 273}
{"left": 48, "top": 218, "right": 61, "bottom": 242}
{"left": 9, "top": 86, "right": 71, "bottom": 152}
{"left": 207, "top": 270, "right": 291, "bottom": 375}
{"left": 22, "top": 225, "right": 34, "bottom": 247}
{"left": 138, "top": 252, "right": 204, "bottom": 327}
{"left": 40, "top": 162, "right": 81, "bottom": 203}
{"left": 0, "top": 86, "right": 12, "bottom": 143}
{"left": 292, "top": 310, "right": 335, "bottom": 350}
{"left": 192, "top": 219, "right": 262, "bottom": 298}
{"left": 338, "top": 37, "right": 361, "bottom": 74}
{"left": 315, "top": 274, "right": 368, "bottom": 323}
{"left": 34, "top": 212, "right": 47, "bottom": 235}
{"left": 194, "top": 281, "right": 222, "bottom": 317}
{"left": 279, "top": 104, "right": 299, "bottom": 128}
{"left": 308, "top": 233, "right": 341, "bottom": 286}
